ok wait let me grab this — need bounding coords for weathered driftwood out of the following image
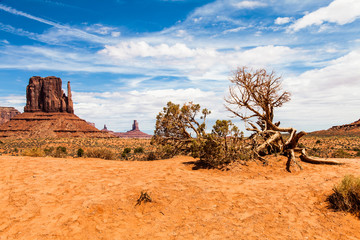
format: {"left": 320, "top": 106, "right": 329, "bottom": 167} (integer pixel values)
{"left": 299, "top": 149, "right": 343, "bottom": 165}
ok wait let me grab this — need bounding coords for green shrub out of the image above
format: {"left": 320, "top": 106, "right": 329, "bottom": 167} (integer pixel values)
{"left": 86, "top": 148, "right": 117, "bottom": 160}
{"left": 328, "top": 175, "right": 360, "bottom": 217}
{"left": 333, "top": 149, "right": 352, "bottom": 158}
{"left": 77, "top": 148, "right": 84, "bottom": 157}
{"left": 54, "top": 146, "right": 67, "bottom": 158}
{"left": 315, "top": 140, "right": 321, "bottom": 144}
{"left": 147, "top": 152, "right": 157, "bottom": 161}
{"left": 134, "top": 147, "right": 144, "bottom": 154}
{"left": 44, "top": 147, "right": 54, "bottom": 156}
{"left": 22, "top": 148, "right": 45, "bottom": 157}
{"left": 123, "top": 148, "right": 131, "bottom": 154}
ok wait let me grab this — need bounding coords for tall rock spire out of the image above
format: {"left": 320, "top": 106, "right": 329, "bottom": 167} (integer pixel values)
{"left": 132, "top": 120, "right": 140, "bottom": 131}
{"left": 67, "top": 81, "right": 74, "bottom": 114}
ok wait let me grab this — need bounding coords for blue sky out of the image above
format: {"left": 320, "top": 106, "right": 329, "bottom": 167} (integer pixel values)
{"left": 0, "top": 0, "right": 359, "bottom": 134}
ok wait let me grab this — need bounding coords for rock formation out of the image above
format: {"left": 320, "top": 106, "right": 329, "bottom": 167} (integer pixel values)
{"left": 132, "top": 120, "right": 139, "bottom": 131}
{"left": 114, "top": 120, "right": 152, "bottom": 139}
{"left": 0, "top": 76, "right": 112, "bottom": 138}
{"left": 24, "top": 76, "right": 73, "bottom": 113}
{"left": 0, "top": 107, "right": 21, "bottom": 125}
{"left": 311, "top": 118, "right": 360, "bottom": 135}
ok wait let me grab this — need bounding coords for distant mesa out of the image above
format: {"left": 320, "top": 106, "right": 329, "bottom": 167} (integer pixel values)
{"left": 311, "top": 118, "right": 360, "bottom": 136}
{"left": 0, "top": 76, "right": 111, "bottom": 138}
{"left": 0, "top": 107, "right": 21, "bottom": 125}
{"left": 102, "top": 120, "right": 152, "bottom": 139}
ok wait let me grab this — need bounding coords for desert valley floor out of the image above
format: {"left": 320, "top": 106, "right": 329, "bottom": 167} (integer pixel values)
{"left": 0, "top": 155, "right": 360, "bottom": 239}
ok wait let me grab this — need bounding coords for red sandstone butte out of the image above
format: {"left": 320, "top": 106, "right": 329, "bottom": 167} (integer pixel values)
{"left": 0, "top": 76, "right": 111, "bottom": 138}
{"left": 24, "top": 76, "right": 73, "bottom": 113}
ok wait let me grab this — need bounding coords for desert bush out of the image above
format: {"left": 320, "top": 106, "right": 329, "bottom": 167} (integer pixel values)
{"left": 328, "top": 175, "right": 360, "bottom": 217}
{"left": 123, "top": 148, "right": 131, "bottom": 154}
{"left": 53, "top": 146, "right": 67, "bottom": 158}
{"left": 44, "top": 147, "right": 54, "bottom": 156}
{"left": 332, "top": 149, "right": 352, "bottom": 158}
{"left": 147, "top": 152, "right": 158, "bottom": 161}
{"left": 22, "top": 148, "right": 45, "bottom": 157}
{"left": 86, "top": 148, "right": 117, "bottom": 160}
{"left": 77, "top": 148, "right": 84, "bottom": 157}
{"left": 198, "top": 120, "right": 251, "bottom": 168}
{"left": 134, "top": 147, "right": 144, "bottom": 154}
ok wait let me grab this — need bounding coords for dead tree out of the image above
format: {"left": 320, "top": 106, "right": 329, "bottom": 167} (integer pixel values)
{"left": 225, "top": 67, "right": 341, "bottom": 171}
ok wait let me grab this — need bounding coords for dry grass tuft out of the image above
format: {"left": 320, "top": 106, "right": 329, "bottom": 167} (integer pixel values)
{"left": 135, "top": 191, "right": 152, "bottom": 206}
{"left": 85, "top": 147, "right": 117, "bottom": 160}
{"left": 328, "top": 175, "right": 360, "bottom": 217}
{"left": 22, "top": 148, "right": 45, "bottom": 157}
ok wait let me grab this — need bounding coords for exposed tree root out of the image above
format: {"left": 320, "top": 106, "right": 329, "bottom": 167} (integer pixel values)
{"left": 299, "top": 149, "right": 343, "bottom": 165}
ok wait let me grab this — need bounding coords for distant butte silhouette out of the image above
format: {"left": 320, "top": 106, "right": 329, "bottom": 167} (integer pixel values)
{"left": 102, "top": 120, "right": 152, "bottom": 139}
{"left": 0, "top": 76, "right": 112, "bottom": 138}
{"left": 0, "top": 107, "right": 20, "bottom": 125}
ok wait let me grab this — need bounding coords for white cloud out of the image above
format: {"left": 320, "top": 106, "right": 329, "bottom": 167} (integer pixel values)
{"left": 85, "top": 23, "right": 121, "bottom": 37}
{"left": 99, "top": 41, "right": 212, "bottom": 59}
{"left": 111, "top": 31, "right": 121, "bottom": 37}
{"left": 0, "top": 3, "right": 62, "bottom": 28}
{"left": 0, "top": 39, "right": 9, "bottom": 44}
{"left": 0, "top": 95, "right": 25, "bottom": 112}
{"left": 97, "top": 41, "right": 304, "bottom": 83}
{"left": 274, "top": 17, "right": 292, "bottom": 25}
{"left": 223, "top": 26, "right": 247, "bottom": 34}
{"left": 289, "top": 0, "right": 360, "bottom": 31}
{"left": 282, "top": 49, "right": 360, "bottom": 130}
{"left": 233, "top": 1, "right": 267, "bottom": 9}
{"left": 0, "top": 4, "right": 109, "bottom": 44}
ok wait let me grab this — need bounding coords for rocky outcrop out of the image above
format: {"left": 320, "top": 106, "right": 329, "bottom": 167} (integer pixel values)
{"left": 0, "top": 76, "right": 113, "bottom": 138}
{"left": 114, "top": 120, "right": 152, "bottom": 139}
{"left": 132, "top": 120, "right": 139, "bottom": 131}
{"left": 0, "top": 112, "right": 113, "bottom": 138}
{"left": 24, "top": 76, "right": 74, "bottom": 113}
{"left": 311, "top": 118, "right": 360, "bottom": 136}
{"left": 0, "top": 107, "right": 21, "bottom": 125}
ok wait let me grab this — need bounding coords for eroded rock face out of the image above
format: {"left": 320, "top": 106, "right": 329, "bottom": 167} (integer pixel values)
{"left": 132, "top": 120, "right": 140, "bottom": 131}
{"left": 24, "top": 76, "right": 74, "bottom": 113}
{"left": 0, "top": 107, "right": 21, "bottom": 125}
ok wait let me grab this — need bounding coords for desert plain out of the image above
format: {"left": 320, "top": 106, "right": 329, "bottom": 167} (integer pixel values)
{"left": 0, "top": 137, "right": 360, "bottom": 240}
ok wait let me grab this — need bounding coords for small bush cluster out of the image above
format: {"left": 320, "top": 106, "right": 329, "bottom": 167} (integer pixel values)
{"left": 85, "top": 148, "right": 117, "bottom": 160}
{"left": 22, "top": 148, "right": 45, "bottom": 157}
{"left": 328, "top": 175, "right": 360, "bottom": 217}
{"left": 77, "top": 148, "right": 84, "bottom": 157}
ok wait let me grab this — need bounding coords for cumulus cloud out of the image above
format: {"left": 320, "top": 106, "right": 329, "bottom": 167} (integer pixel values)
{"left": 289, "top": 0, "right": 360, "bottom": 31}
{"left": 274, "top": 17, "right": 292, "bottom": 25}
{"left": 99, "top": 41, "right": 302, "bottom": 79}
{"left": 233, "top": 1, "right": 267, "bottom": 9}
{"left": 99, "top": 41, "right": 205, "bottom": 59}
{"left": 281, "top": 49, "right": 360, "bottom": 130}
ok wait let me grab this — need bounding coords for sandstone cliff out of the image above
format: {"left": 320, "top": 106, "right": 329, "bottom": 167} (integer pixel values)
{"left": 24, "top": 76, "right": 73, "bottom": 113}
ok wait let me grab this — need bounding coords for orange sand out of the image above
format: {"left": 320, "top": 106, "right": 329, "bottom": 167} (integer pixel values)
{"left": 0, "top": 155, "right": 360, "bottom": 239}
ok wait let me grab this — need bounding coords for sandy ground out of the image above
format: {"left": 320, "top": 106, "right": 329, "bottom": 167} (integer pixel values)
{"left": 0, "top": 155, "right": 360, "bottom": 240}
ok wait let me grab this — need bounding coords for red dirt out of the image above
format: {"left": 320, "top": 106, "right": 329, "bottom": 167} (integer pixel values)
{"left": 0, "top": 155, "right": 360, "bottom": 239}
